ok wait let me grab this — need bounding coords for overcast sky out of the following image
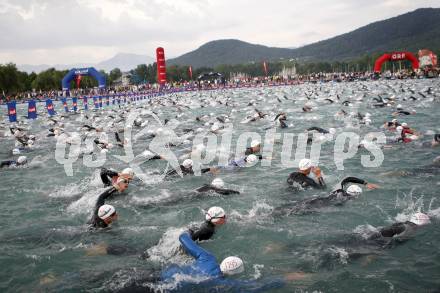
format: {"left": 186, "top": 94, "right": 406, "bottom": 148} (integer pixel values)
{"left": 1, "top": 0, "right": 439, "bottom": 65}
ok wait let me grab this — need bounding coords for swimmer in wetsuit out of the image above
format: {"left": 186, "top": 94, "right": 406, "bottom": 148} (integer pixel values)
{"left": 244, "top": 140, "right": 261, "bottom": 156}
{"left": 287, "top": 158, "right": 326, "bottom": 190}
{"left": 196, "top": 178, "right": 240, "bottom": 195}
{"left": 0, "top": 156, "right": 27, "bottom": 168}
{"left": 189, "top": 206, "right": 226, "bottom": 242}
{"left": 88, "top": 177, "right": 128, "bottom": 229}
{"left": 165, "top": 159, "right": 212, "bottom": 177}
{"left": 100, "top": 167, "right": 134, "bottom": 187}
{"left": 275, "top": 177, "right": 378, "bottom": 216}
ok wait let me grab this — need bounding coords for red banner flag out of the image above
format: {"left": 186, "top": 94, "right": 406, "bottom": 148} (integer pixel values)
{"left": 188, "top": 66, "right": 193, "bottom": 80}
{"left": 76, "top": 74, "right": 82, "bottom": 89}
{"left": 263, "top": 61, "right": 268, "bottom": 76}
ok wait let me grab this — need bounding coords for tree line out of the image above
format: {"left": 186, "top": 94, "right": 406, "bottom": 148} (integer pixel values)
{"left": 1, "top": 50, "right": 438, "bottom": 96}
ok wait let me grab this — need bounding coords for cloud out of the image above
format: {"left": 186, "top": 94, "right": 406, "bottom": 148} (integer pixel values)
{"left": 0, "top": 0, "right": 439, "bottom": 65}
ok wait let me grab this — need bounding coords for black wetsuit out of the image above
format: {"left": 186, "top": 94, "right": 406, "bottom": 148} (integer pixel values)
{"left": 287, "top": 172, "right": 326, "bottom": 189}
{"left": 189, "top": 221, "right": 216, "bottom": 241}
{"left": 100, "top": 168, "right": 118, "bottom": 186}
{"left": 276, "top": 177, "right": 366, "bottom": 215}
{"left": 307, "top": 127, "right": 329, "bottom": 134}
{"left": 196, "top": 184, "right": 240, "bottom": 195}
{"left": 394, "top": 110, "right": 412, "bottom": 116}
{"left": 377, "top": 221, "right": 417, "bottom": 238}
{"left": 89, "top": 187, "right": 118, "bottom": 228}
{"left": 1, "top": 160, "right": 17, "bottom": 168}
{"left": 165, "top": 165, "right": 211, "bottom": 177}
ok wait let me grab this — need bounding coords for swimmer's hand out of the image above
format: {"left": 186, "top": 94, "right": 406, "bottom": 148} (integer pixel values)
{"left": 366, "top": 183, "right": 379, "bottom": 190}
{"left": 86, "top": 243, "right": 109, "bottom": 256}
{"left": 284, "top": 272, "right": 309, "bottom": 282}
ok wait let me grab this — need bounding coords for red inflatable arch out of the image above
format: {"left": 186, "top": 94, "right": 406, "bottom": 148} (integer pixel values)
{"left": 374, "top": 51, "right": 419, "bottom": 72}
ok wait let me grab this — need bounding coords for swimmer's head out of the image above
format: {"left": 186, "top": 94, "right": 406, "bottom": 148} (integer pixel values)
{"left": 409, "top": 212, "right": 430, "bottom": 226}
{"left": 346, "top": 185, "right": 362, "bottom": 196}
{"left": 211, "top": 178, "right": 225, "bottom": 189}
{"left": 17, "top": 156, "right": 27, "bottom": 165}
{"left": 245, "top": 154, "right": 258, "bottom": 166}
{"left": 182, "top": 159, "right": 193, "bottom": 169}
{"left": 250, "top": 140, "right": 261, "bottom": 150}
{"left": 121, "top": 168, "right": 134, "bottom": 179}
{"left": 98, "top": 204, "right": 118, "bottom": 225}
{"left": 205, "top": 206, "right": 226, "bottom": 225}
{"left": 220, "top": 256, "right": 244, "bottom": 276}
{"left": 298, "top": 159, "right": 312, "bottom": 172}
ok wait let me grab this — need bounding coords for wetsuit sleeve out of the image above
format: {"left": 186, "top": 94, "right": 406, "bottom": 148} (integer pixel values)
{"left": 245, "top": 148, "right": 252, "bottom": 156}
{"left": 340, "top": 177, "right": 366, "bottom": 189}
{"left": 398, "top": 111, "right": 411, "bottom": 115}
{"left": 90, "top": 187, "right": 116, "bottom": 227}
{"left": 379, "top": 222, "right": 406, "bottom": 237}
{"left": 196, "top": 185, "right": 211, "bottom": 192}
{"left": 114, "top": 132, "right": 122, "bottom": 143}
{"left": 190, "top": 222, "right": 215, "bottom": 241}
{"left": 212, "top": 187, "right": 240, "bottom": 195}
{"left": 150, "top": 154, "right": 162, "bottom": 160}
{"left": 179, "top": 232, "right": 213, "bottom": 260}
{"left": 201, "top": 168, "right": 211, "bottom": 174}
{"left": 0, "top": 160, "right": 14, "bottom": 168}
{"left": 100, "top": 168, "right": 118, "bottom": 186}
{"left": 307, "top": 127, "right": 328, "bottom": 134}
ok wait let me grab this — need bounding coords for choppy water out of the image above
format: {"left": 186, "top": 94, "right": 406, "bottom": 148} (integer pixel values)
{"left": 1, "top": 79, "right": 440, "bottom": 292}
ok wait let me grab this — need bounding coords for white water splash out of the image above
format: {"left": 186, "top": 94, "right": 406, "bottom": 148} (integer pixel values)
{"left": 146, "top": 227, "right": 192, "bottom": 265}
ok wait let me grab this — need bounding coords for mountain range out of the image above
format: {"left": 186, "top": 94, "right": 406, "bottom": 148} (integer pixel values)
{"left": 16, "top": 7, "right": 440, "bottom": 72}
{"left": 168, "top": 8, "right": 440, "bottom": 67}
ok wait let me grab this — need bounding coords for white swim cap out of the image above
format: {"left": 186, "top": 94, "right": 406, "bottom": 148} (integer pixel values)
{"left": 396, "top": 126, "right": 403, "bottom": 133}
{"left": 12, "top": 148, "right": 20, "bottom": 155}
{"left": 392, "top": 119, "right": 397, "bottom": 123}
{"left": 365, "top": 113, "right": 371, "bottom": 118}
{"left": 401, "top": 122, "right": 408, "bottom": 127}
{"left": 182, "top": 159, "right": 193, "bottom": 169}
{"left": 205, "top": 206, "right": 226, "bottom": 223}
{"left": 346, "top": 185, "right": 362, "bottom": 196}
{"left": 220, "top": 256, "right": 244, "bottom": 275}
{"left": 101, "top": 149, "right": 109, "bottom": 154}
{"left": 121, "top": 168, "right": 134, "bottom": 177}
{"left": 98, "top": 204, "right": 116, "bottom": 220}
{"left": 396, "top": 104, "right": 403, "bottom": 109}
{"left": 27, "top": 139, "right": 34, "bottom": 145}
{"left": 211, "top": 178, "right": 225, "bottom": 189}
{"left": 250, "top": 140, "right": 260, "bottom": 148}
{"left": 410, "top": 212, "right": 430, "bottom": 226}
{"left": 29, "top": 135, "right": 36, "bottom": 140}
{"left": 299, "top": 158, "right": 312, "bottom": 171}
{"left": 17, "top": 156, "right": 27, "bottom": 164}
{"left": 329, "top": 128, "right": 336, "bottom": 135}
{"left": 246, "top": 154, "right": 258, "bottom": 165}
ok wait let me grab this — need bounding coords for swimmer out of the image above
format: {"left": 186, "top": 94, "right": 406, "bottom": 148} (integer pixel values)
{"left": 100, "top": 167, "right": 134, "bottom": 187}
{"left": 287, "top": 159, "right": 326, "bottom": 190}
{"left": 0, "top": 156, "right": 28, "bottom": 168}
{"left": 196, "top": 178, "right": 240, "bottom": 195}
{"left": 245, "top": 140, "right": 261, "bottom": 155}
{"left": 189, "top": 206, "right": 226, "bottom": 242}
{"left": 275, "top": 177, "right": 378, "bottom": 216}
{"left": 88, "top": 177, "right": 129, "bottom": 229}
{"left": 165, "top": 159, "right": 212, "bottom": 177}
